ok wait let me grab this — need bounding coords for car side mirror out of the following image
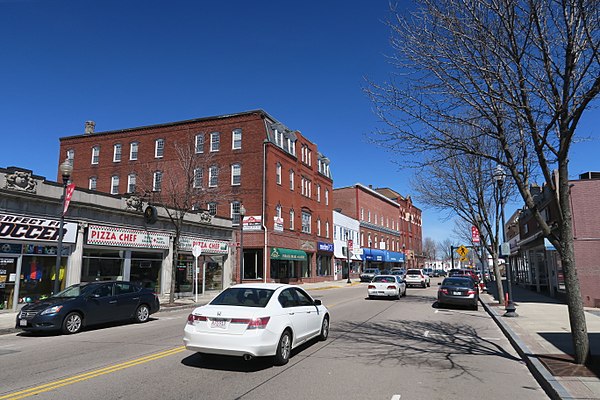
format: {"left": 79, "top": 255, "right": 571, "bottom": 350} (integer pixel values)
{"left": 313, "top": 299, "right": 322, "bottom": 306}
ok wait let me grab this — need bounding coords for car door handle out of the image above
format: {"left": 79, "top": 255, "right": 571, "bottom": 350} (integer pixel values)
{"left": 109, "top": 300, "right": 117, "bottom": 304}
{"left": 132, "top": 297, "right": 139, "bottom": 300}
{"left": 288, "top": 312, "right": 295, "bottom": 315}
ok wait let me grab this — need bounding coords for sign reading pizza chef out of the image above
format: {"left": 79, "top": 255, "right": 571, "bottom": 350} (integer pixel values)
{"left": 87, "top": 224, "right": 169, "bottom": 249}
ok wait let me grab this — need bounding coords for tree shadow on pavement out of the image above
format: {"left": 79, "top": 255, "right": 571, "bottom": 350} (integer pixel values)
{"left": 330, "top": 319, "right": 521, "bottom": 380}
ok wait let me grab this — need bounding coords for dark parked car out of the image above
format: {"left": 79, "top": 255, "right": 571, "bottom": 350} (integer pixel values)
{"left": 16, "top": 281, "right": 160, "bottom": 334}
{"left": 433, "top": 269, "right": 447, "bottom": 277}
{"left": 437, "top": 277, "right": 479, "bottom": 310}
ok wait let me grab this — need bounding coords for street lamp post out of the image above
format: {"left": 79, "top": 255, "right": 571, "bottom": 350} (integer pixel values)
{"left": 493, "top": 165, "right": 518, "bottom": 317}
{"left": 239, "top": 204, "right": 246, "bottom": 284}
{"left": 53, "top": 158, "right": 73, "bottom": 294}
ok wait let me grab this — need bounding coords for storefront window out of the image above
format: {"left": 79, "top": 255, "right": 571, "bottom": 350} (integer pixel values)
{"left": 0, "top": 257, "right": 18, "bottom": 309}
{"left": 20, "top": 255, "right": 66, "bottom": 303}
{"left": 82, "top": 249, "right": 124, "bottom": 282}
{"left": 130, "top": 251, "right": 162, "bottom": 293}
{"left": 242, "top": 249, "right": 264, "bottom": 280}
{"left": 317, "top": 254, "right": 332, "bottom": 276}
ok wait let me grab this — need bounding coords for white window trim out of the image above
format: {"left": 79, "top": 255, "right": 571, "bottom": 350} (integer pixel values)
{"left": 91, "top": 146, "right": 99, "bottom": 165}
{"left": 209, "top": 166, "right": 218, "bottom": 187}
{"left": 113, "top": 144, "right": 122, "bottom": 162}
{"left": 127, "top": 174, "right": 136, "bottom": 193}
{"left": 195, "top": 134, "right": 204, "bottom": 154}
{"left": 129, "top": 142, "right": 138, "bottom": 161}
{"left": 155, "top": 139, "right": 164, "bottom": 158}
{"left": 210, "top": 132, "right": 220, "bottom": 152}
{"left": 89, "top": 177, "right": 97, "bottom": 190}
{"left": 231, "top": 164, "right": 241, "bottom": 186}
{"left": 232, "top": 129, "right": 242, "bottom": 150}
{"left": 111, "top": 176, "right": 119, "bottom": 195}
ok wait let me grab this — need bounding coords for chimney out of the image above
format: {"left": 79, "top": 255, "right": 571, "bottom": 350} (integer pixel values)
{"left": 84, "top": 121, "right": 96, "bottom": 135}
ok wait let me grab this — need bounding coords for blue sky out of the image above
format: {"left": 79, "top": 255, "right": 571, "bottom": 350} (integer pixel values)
{"left": 1, "top": 1, "right": 598, "bottom": 245}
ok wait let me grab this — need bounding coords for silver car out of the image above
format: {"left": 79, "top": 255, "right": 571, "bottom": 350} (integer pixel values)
{"left": 404, "top": 268, "right": 431, "bottom": 288}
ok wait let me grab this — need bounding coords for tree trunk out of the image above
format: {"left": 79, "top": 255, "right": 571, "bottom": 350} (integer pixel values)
{"left": 557, "top": 163, "right": 590, "bottom": 365}
{"left": 491, "top": 255, "right": 504, "bottom": 305}
{"left": 169, "top": 235, "right": 180, "bottom": 304}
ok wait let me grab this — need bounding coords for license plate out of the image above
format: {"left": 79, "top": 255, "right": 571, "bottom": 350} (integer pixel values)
{"left": 19, "top": 319, "right": 27, "bottom": 327}
{"left": 453, "top": 291, "right": 462, "bottom": 296}
{"left": 210, "top": 319, "right": 227, "bottom": 329}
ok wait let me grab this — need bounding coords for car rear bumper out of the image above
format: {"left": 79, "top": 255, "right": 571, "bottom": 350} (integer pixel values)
{"left": 367, "top": 288, "right": 398, "bottom": 297}
{"left": 183, "top": 325, "right": 281, "bottom": 357}
{"left": 438, "top": 294, "right": 478, "bottom": 306}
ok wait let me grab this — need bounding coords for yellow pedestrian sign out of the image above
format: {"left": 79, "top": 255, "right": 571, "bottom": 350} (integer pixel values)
{"left": 456, "top": 245, "right": 469, "bottom": 257}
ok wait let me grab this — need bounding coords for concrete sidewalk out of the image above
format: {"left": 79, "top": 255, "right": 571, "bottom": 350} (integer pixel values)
{"left": 482, "top": 282, "right": 600, "bottom": 400}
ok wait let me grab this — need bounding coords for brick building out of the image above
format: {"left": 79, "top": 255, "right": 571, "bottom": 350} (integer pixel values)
{"left": 333, "top": 184, "right": 422, "bottom": 270}
{"left": 58, "top": 110, "right": 334, "bottom": 284}
{"left": 516, "top": 172, "right": 600, "bottom": 308}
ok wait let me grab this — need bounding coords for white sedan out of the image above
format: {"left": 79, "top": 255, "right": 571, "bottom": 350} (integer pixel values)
{"left": 183, "top": 283, "right": 330, "bottom": 365}
{"left": 367, "top": 275, "right": 407, "bottom": 299}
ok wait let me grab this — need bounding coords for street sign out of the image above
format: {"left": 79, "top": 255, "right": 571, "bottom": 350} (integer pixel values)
{"left": 456, "top": 245, "right": 469, "bottom": 257}
{"left": 471, "top": 226, "right": 480, "bottom": 243}
{"left": 459, "top": 256, "right": 468, "bottom": 262}
{"left": 347, "top": 239, "right": 353, "bottom": 249}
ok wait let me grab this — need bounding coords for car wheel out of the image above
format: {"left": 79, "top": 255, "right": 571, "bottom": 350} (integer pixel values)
{"left": 135, "top": 304, "right": 150, "bottom": 323}
{"left": 274, "top": 330, "right": 292, "bottom": 365}
{"left": 318, "top": 316, "right": 329, "bottom": 341}
{"left": 427, "top": 281, "right": 431, "bottom": 287}
{"left": 473, "top": 304, "right": 479, "bottom": 311}
{"left": 62, "top": 312, "right": 83, "bottom": 334}
{"left": 368, "top": 295, "right": 374, "bottom": 300}
{"left": 402, "top": 288, "right": 407, "bottom": 297}
{"left": 421, "top": 282, "right": 426, "bottom": 288}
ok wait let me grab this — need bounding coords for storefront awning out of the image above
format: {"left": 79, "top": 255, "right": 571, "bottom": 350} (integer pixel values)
{"left": 270, "top": 247, "right": 307, "bottom": 261}
{"left": 386, "top": 251, "right": 405, "bottom": 263}
{"left": 361, "top": 248, "right": 386, "bottom": 261}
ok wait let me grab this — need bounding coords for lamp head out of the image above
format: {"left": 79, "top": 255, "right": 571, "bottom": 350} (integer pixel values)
{"left": 493, "top": 165, "right": 506, "bottom": 185}
{"left": 239, "top": 204, "right": 246, "bottom": 217}
{"left": 59, "top": 158, "right": 73, "bottom": 182}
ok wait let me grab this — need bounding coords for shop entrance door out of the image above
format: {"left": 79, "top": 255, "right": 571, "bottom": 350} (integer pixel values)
{"left": 0, "top": 257, "right": 18, "bottom": 311}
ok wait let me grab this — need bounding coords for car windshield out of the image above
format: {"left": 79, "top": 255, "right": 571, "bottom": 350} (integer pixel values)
{"left": 406, "top": 269, "right": 421, "bottom": 275}
{"left": 442, "top": 278, "right": 474, "bottom": 287}
{"left": 364, "top": 269, "right": 378, "bottom": 274}
{"left": 372, "top": 276, "right": 396, "bottom": 283}
{"left": 210, "top": 287, "right": 274, "bottom": 308}
{"left": 53, "top": 284, "right": 97, "bottom": 298}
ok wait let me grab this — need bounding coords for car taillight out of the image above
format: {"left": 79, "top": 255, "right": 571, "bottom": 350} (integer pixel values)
{"left": 439, "top": 288, "right": 448, "bottom": 294}
{"left": 368, "top": 285, "right": 376, "bottom": 289}
{"left": 187, "top": 314, "right": 207, "bottom": 325}
{"left": 387, "top": 285, "right": 396, "bottom": 290}
{"left": 467, "top": 290, "right": 477, "bottom": 295}
{"left": 230, "top": 317, "right": 270, "bottom": 329}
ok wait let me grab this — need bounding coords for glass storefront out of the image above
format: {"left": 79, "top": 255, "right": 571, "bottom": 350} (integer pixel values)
{"left": 130, "top": 251, "right": 162, "bottom": 293}
{"left": 82, "top": 249, "right": 124, "bottom": 282}
{"left": 317, "top": 254, "right": 332, "bottom": 276}
{"left": 175, "top": 254, "right": 224, "bottom": 293}
{"left": 0, "top": 257, "right": 17, "bottom": 310}
{"left": 242, "top": 249, "right": 264, "bottom": 280}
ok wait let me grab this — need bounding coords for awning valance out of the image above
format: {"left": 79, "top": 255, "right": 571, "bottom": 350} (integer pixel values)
{"left": 270, "top": 247, "right": 307, "bottom": 261}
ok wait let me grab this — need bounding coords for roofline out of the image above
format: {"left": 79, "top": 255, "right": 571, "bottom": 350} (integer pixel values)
{"left": 59, "top": 109, "right": 279, "bottom": 140}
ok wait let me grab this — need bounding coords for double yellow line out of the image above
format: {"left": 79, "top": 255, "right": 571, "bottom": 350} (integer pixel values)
{"left": 0, "top": 346, "right": 186, "bottom": 400}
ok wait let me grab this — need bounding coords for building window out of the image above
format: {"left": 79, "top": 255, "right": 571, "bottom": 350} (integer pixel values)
{"left": 231, "top": 201, "right": 241, "bottom": 225}
{"left": 91, "top": 146, "right": 99, "bottom": 165}
{"left": 275, "top": 204, "right": 282, "bottom": 219}
{"left": 301, "top": 211, "right": 311, "bottom": 233}
{"left": 66, "top": 149, "right": 74, "bottom": 166}
{"left": 317, "top": 184, "right": 321, "bottom": 202}
{"left": 275, "top": 130, "right": 283, "bottom": 147}
{"left": 155, "top": 139, "right": 164, "bottom": 158}
{"left": 290, "top": 209, "right": 295, "bottom": 230}
{"left": 317, "top": 219, "right": 321, "bottom": 236}
{"left": 195, "top": 134, "right": 204, "bottom": 154}
{"left": 89, "top": 176, "right": 97, "bottom": 191}
{"left": 127, "top": 174, "right": 136, "bottom": 193}
{"left": 232, "top": 129, "right": 242, "bottom": 150}
{"left": 231, "top": 164, "right": 241, "bottom": 185}
{"left": 207, "top": 202, "right": 217, "bottom": 216}
{"left": 153, "top": 171, "right": 162, "bottom": 191}
{"left": 276, "top": 162, "right": 281, "bottom": 185}
{"left": 193, "top": 168, "right": 203, "bottom": 188}
{"left": 289, "top": 170, "right": 294, "bottom": 191}
{"left": 113, "top": 144, "right": 122, "bottom": 162}
{"left": 130, "top": 142, "right": 138, "bottom": 160}
{"left": 111, "top": 176, "right": 119, "bottom": 195}
{"left": 210, "top": 132, "right": 220, "bottom": 152}
{"left": 361, "top": 208, "right": 364, "bottom": 220}
{"left": 368, "top": 211, "right": 371, "bottom": 223}
{"left": 325, "top": 189, "right": 329, "bottom": 206}
{"left": 209, "top": 165, "right": 218, "bottom": 187}
{"left": 326, "top": 222, "right": 330, "bottom": 238}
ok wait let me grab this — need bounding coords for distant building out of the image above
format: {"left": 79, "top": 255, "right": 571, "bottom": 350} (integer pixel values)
{"left": 58, "top": 110, "right": 334, "bottom": 284}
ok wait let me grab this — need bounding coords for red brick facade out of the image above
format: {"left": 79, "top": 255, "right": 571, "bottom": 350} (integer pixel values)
{"left": 59, "top": 110, "right": 334, "bottom": 284}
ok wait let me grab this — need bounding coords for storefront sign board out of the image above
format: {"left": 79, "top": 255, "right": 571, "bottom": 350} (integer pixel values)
{"left": 87, "top": 225, "right": 169, "bottom": 249}
{"left": 0, "top": 213, "right": 77, "bottom": 244}
{"left": 179, "top": 236, "right": 229, "bottom": 254}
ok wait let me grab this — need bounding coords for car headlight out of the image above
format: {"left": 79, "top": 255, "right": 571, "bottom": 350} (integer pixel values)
{"left": 40, "top": 305, "right": 63, "bottom": 315}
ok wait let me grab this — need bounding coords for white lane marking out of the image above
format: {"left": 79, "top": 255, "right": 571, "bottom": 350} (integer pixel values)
{"left": 391, "top": 395, "right": 401, "bottom": 400}
{"left": 424, "top": 330, "right": 429, "bottom": 337}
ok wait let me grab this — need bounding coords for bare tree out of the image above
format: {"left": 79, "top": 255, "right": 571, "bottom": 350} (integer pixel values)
{"left": 437, "top": 238, "right": 455, "bottom": 264}
{"left": 135, "top": 132, "right": 236, "bottom": 304}
{"left": 367, "top": 0, "right": 600, "bottom": 363}
{"left": 422, "top": 237, "right": 438, "bottom": 265}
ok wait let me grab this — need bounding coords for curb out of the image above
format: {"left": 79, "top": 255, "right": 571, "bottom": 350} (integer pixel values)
{"left": 480, "top": 297, "right": 572, "bottom": 400}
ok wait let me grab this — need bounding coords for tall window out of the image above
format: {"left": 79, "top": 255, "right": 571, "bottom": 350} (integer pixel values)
{"left": 317, "top": 184, "right": 321, "bottom": 202}
{"left": 276, "top": 163, "right": 281, "bottom": 185}
{"left": 195, "top": 134, "right": 204, "bottom": 154}
{"left": 207, "top": 202, "right": 217, "bottom": 216}
{"left": 325, "top": 189, "right": 329, "bottom": 205}
{"left": 276, "top": 204, "right": 282, "bottom": 218}
{"left": 153, "top": 171, "right": 162, "bottom": 191}
{"left": 155, "top": 139, "right": 164, "bottom": 158}
{"left": 210, "top": 132, "right": 220, "bottom": 152}
{"left": 317, "top": 219, "right": 321, "bottom": 236}
{"left": 113, "top": 144, "right": 122, "bottom": 162}
{"left": 209, "top": 165, "right": 218, "bottom": 187}
{"left": 289, "top": 170, "right": 295, "bottom": 191}
{"left": 361, "top": 208, "right": 364, "bottom": 220}
{"left": 231, "top": 201, "right": 241, "bottom": 225}
{"left": 111, "top": 176, "right": 119, "bottom": 195}
{"left": 130, "top": 142, "right": 138, "bottom": 160}
{"left": 91, "top": 146, "right": 99, "bottom": 165}
{"left": 66, "top": 149, "right": 74, "bottom": 166}
{"left": 289, "top": 210, "right": 295, "bottom": 230}
{"left": 301, "top": 211, "right": 311, "bottom": 233}
{"left": 325, "top": 222, "right": 330, "bottom": 238}
{"left": 193, "top": 168, "right": 203, "bottom": 188}
{"left": 127, "top": 173, "right": 136, "bottom": 193}
{"left": 232, "top": 128, "right": 242, "bottom": 150}
{"left": 231, "top": 164, "right": 241, "bottom": 185}
{"left": 89, "top": 177, "right": 97, "bottom": 190}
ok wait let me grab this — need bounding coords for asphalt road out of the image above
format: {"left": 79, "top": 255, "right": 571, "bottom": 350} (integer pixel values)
{"left": 0, "top": 279, "right": 548, "bottom": 400}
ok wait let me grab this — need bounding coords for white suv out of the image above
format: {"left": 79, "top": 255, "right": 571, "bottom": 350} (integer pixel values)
{"left": 404, "top": 268, "right": 431, "bottom": 288}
